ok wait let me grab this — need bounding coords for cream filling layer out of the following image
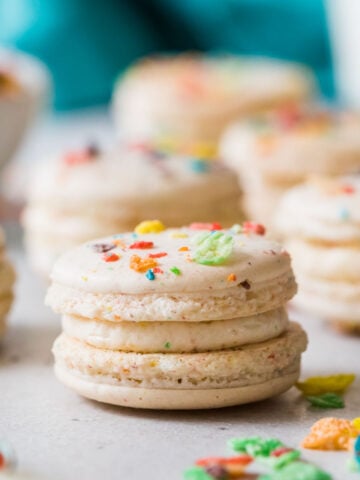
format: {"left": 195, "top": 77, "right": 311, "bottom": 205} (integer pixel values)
{"left": 62, "top": 307, "right": 289, "bottom": 353}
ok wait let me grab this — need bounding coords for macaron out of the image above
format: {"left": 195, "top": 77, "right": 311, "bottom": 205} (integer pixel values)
{"left": 0, "top": 227, "right": 16, "bottom": 338}
{"left": 113, "top": 54, "right": 314, "bottom": 151}
{"left": 23, "top": 143, "right": 243, "bottom": 277}
{"left": 220, "top": 105, "right": 360, "bottom": 229}
{"left": 46, "top": 221, "right": 307, "bottom": 409}
{"left": 276, "top": 176, "right": 360, "bottom": 333}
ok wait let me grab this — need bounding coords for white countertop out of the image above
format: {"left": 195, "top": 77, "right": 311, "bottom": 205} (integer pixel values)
{"left": 1, "top": 112, "right": 359, "bottom": 480}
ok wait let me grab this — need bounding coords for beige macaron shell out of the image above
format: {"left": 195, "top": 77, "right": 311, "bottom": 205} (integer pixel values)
{"left": 46, "top": 229, "right": 296, "bottom": 321}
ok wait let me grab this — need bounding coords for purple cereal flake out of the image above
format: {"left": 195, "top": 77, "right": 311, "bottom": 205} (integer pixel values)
{"left": 91, "top": 243, "right": 116, "bottom": 253}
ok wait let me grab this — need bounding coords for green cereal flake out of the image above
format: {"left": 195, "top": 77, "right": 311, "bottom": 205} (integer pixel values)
{"left": 229, "top": 437, "right": 283, "bottom": 457}
{"left": 164, "top": 341, "right": 171, "bottom": 349}
{"left": 306, "top": 393, "right": 344, "bottom": 409}
{"left": 258, "top": 461, "right": 332, "bottom": 480}
{"left": 193, "top": 232, "right": 234, "bottom": 266}
{"left": 170, "top": 266, "right": 181, "bottom": 275}
{"left": 183, "top": 466, "right": 213, "bottom": 480}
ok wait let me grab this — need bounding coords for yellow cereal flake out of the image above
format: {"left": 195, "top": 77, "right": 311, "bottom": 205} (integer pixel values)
{"left": 295, "top": 374, "right": 355, "bottom": 396}
{"left": 134, "top": 220, "right": 165, "bottom": 234}
{"left": 149, "top": 360, "right": 158, "bottom": 367}
{"left": 302, "top": 417, "right": 359, "bottom": 451}
{"left": 130, "top": 254, "right": 158, "bottom": 273}
{"left": 171, "top": 231, "right": 189, "bottom": 239}
{"left": 352, "top": 417, "right": 360, "bottom": 430}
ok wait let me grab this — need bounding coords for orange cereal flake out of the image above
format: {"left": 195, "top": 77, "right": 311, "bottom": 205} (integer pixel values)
{"left": 227, "top": 273, "right": 237, "bottom": 282}
{"left": 178, "top": 246, "right": 189, "bottom": 252}
{"left": 129, "top": 254, "right": 158, "bottom": 273}
{"left": 302, "top": 417, "right": 359, "bottom": 451}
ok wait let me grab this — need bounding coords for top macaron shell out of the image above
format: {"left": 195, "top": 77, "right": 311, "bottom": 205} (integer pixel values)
{"left": 276, "top": 177, "right": 360, "bottom": 242}
{"left": 46, "top": 226, "right": 296, "bottom": 322}
{"left": 114, "top": 55, "right": 314, "bottom": 141}
{"left": 220, "top": 107, "right": 360, "bottom": 184}
{"left": 26, "top": 147, "right": 239, "bottom": 215}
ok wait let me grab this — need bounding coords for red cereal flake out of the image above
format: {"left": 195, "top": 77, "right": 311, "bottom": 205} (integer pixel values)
{"left": 189, "top": 222, "right": 223, "bottom": 231}
{"left": 63, "top": 147, "right": 97, "bottom": 166}
{"left": 271, "top": 447, "right": 294, "bottom": 457}
{"left": 340, "top": 185, "right": 355, "bottom": 194}
{"left": 102, "top": 253, "right": 120, "bottom": 262}
{"left": 129, "top": 241, "right": 154, "bottom": 249}
{"left": 148, "top": 252, "right": 168, "bottom": 258}
{"left": 243, "top": 221, "right": 266, "bottom": 235}
{"left": 196, "top": 455, "right": 253, "bottom": 467}
{"left": 153, "top": 267, "right": 164, "bottom": 274}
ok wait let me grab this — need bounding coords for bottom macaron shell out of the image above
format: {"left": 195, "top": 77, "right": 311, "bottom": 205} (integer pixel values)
{"left": 54, "top": 364, "right": 300, "bottom": 410}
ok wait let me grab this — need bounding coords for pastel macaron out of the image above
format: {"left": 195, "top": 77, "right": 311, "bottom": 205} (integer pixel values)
{"left": 113, "top": 54, "right": 314, "bottom": 151}
{"left": 46, "top": 221, "right": 307, "bottom": 409}
{"left": 0, "top": 227, "right": 15, "bottom": 338}
{"left": 22, "top": 143, "right": 243, "bottom": 277}
{"left": 220, "top": 105, "right": 360, "bottom": 229}
{"left": 276, "top": 176, "right": 360, "bottom": 333}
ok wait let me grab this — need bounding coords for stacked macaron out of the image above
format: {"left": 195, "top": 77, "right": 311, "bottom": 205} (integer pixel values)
{"left": 23, "top": 143, "right": 243, "bottom": 277}
{"left": 220, "top": 105, "right": 360, "bottom": 230}
{"left": 0, "top": 227, "right": 15, "bottom": 337}
{"left": 113, "top": 54, "right": 314, "bottom": 152}
{"left": 46, "top": 221, "right": 307, "bottom": 409}
{"left": 276, "top": 176, "right": 360, "bottom": 333}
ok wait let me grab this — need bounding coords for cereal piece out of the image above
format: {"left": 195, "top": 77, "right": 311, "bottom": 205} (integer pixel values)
{"left": 145, "top": 269, "right": 155, "bottom": 281}
{"left": 229, "top": 437, "right": 283, "bottom": 457}
{"left": 259, "top": 461, "right": 332, "bottom": 480}
{"left": 306, "top": 393, "right": 344, "bottom": 409}
{"left": 352, "top": 418, "right": 360, "bottom": 430}
{"left": 227, "top": 273, "right": 237, "bottom": 282}
{"left": 102, "top": 253, "right": 120, "bottom": 262}
{"left": 170, "top": 266, "right": 181, "bottom": 276}
{"left": 184, "top": 466, "right": 214, "bottom": 480}
{"left": 190, "top": 159, "right": 210, "bottom": 173}
{"left": 296, "top": 374, "right": 355, "bottom": 396}
{"left": 129, "top": 254, "right": 157, "bottom": 273}
{"left": 129, "top": 241, "right": 154, "bottom": 249}
{"left": 178, "top": 246, "right": 189, "bottom": 252}
{"left": 134, "top": 220, "right": 165, "bottom": 234}
{"left": 193, "top": 232, "right": 234, "bottom": 266}
{"left": 189, "top": 222, "right": 223, "bottom": 231}
{"left": 148, "top": 252, "right": 167, "bottom": 258}
{"left": 243, "top": 222, "right": 266, "bottom": 236}
{"left": 91, "top": 243, "right": 116, "bottom": 253}
{"left": 354, "top": 435, "right": 360, "bottom": 467}
{"left": 302, "top": 417, "right": 359, "bottom": 450}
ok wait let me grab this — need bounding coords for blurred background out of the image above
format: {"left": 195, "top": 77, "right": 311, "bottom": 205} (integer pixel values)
{"left": 0, "top": 0, "right": 334, "bottom": 110}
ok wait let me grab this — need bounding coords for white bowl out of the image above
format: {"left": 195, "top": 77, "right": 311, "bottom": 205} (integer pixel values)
{"left": 0, "top": 48, "right": 50, "bottom": 170}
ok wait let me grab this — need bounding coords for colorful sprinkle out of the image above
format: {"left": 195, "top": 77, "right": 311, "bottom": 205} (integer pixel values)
{"left": 102, "top": 253, "right": 120, "bottom": 262}
{"left": 227, "top": 273, "right": 237, "bottom": 282}
{"left": 134, "top": 220, "right": 165, "bottom": 234}
{"left": 145, "top": 269, "right": 155, "bottom": 281}
{"left": 243, "top": 221, "right": 266, "bottom": 235}
{"left": 91, "top": 243, "right": 116, "bottom": 253}
{"left": 338, "top": 207, "right": 350, "bottom": 221}
{"left": 193, "top": 231, "right": 234, "bottom": 266}
{"left": 190, "top": 159, "right": 210, "bottom": 173}
{"left": 171, "top": 232, "right": 189, "bottom": 239}
{"left": 129, "top": 241, "right": 154, "bottom": 249}
{"left": 178, "top": 246, "right": 189, "bottom": 252}
{"left": 189, "top": 222, "right": 223, "bottom": 231}
{"left": 306, "top": 393, "right": 344, "bottom": 409}
{"left": 148, "top": 252, "right": 168, "bottom": 258}
{"left": 302, "top": 417, "right": 359, "bottom": 450}
{"left": 295, "top": 374, "right": 355, "bottom": 396}
{"left": 130, "top": 255, "right": 158, "bottom": 273}
{"left": 170, "top": 266, "right": 181, "bottom": 275}
{"left": 153, "top": 267, "right": 164, "bottom": 274}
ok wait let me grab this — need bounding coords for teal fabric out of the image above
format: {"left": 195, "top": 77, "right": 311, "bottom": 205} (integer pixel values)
{"left": 0, "top": 0, "right": 333, "bottom": 110}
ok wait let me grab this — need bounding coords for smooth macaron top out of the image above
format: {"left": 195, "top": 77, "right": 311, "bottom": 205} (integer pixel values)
{"left": 221, "top": 106, "right": 360, "bottom": 183}
{"left": 27, "top": 144, "right": 239, "bottom": 209}
{"left": 276, "top": 176, "right": 360, "bottom": 242}
{"left": 49, "top": 222, "right": 293, "bottom": 295}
